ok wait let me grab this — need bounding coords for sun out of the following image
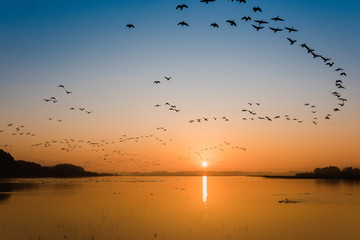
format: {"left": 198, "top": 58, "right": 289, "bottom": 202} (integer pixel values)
{"left": 202, "top": 161, "right": 208, "bottom": 167}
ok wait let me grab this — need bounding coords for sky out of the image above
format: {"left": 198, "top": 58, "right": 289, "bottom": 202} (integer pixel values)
{"left": 0, "top": 0, "right": 360, "bottom": 173}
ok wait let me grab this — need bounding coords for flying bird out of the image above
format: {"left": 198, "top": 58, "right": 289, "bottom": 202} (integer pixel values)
{"left": 176, "top": 4, "right": 188, "bottom": 10}
{"left": 154, "top": 81, "right": 161, "bottom": 84}
{"left": 226, "top": 20, "right": 237, "bottom": 26}
{"left": 65, "top": 90, "right": 72, "bottom": 94}
{"left": 252, "top": 25, "right": 264, "bottom": 31}
{"left": 269, "top": 27, "right": 283, "bottom": 33}
{"left": 253, "top": 7, "right": 262, "bottom": 12}
{"left": 241, "top": 16, "right": 251, "bottom": 22}
{"left": 334, "top": 68, "right": 344, "bottom": 72}
{"left": 126, "top": 24, "right": 134, "bottom": 28}
{"left": 177, "top": 21, "right": 189, "bottom": 26}
{"left": 200, "top": 0, "right": 216, "bottom": 4}
{"left": 254, "top": 19, "right": 268, "bottom": 25}
{"left": 284, "top": 27, "right": 298, "bottom": 33}
{"left": 340, "top": 72, "right": 347, "bottom": 76}
{"left": 58, "top": 85, "right": 65, "bottom": 88}
{"left": 321, "top": 56, "right": 331, "bottom": 62}
{"left": 270, "top": 16, "right": 284, "bottom": 22}
{"left": 287, "top": 38, "right": 297, "bottom": 45}
{"left": 210, "top": 22, "right": 219, "bottom": 28}
{"left": 164, "top": 76, "right": 172, "bottom": 81}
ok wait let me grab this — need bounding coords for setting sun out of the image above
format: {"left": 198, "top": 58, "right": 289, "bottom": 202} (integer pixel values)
{"left": 202, "top": 161, "right": 208, "bottom": 167}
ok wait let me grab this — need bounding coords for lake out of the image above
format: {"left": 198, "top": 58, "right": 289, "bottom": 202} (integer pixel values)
{"left": 0, "top": 176, "right": 359, "bottom": 240}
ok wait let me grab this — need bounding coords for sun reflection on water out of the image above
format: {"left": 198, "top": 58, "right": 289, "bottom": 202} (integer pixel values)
{"left": 202, "top": 176, "right": 207, "bottom": 203}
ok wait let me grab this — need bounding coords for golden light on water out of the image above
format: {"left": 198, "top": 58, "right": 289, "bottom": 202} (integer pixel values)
{"left": 202, "top": 161, "right": 208, "bottom": 167}
{"left": 202, "top": 176, "right": 207, "bottom": 203}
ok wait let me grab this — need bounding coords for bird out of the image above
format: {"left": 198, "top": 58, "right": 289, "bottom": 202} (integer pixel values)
{"left": 340, "top": 72, "right": 347, "bottom": 76}
{"left": 334, "top": 108, "right": 340, "bottom": 112}
{"left": 65, "top": 90, "right": 72, "bottom": 94}
{"left": 269, "top": 27, "right": 283, "bottom": 33}
{"left": 270, "top": 16, "right": 284, "bottom": 22}
{"left": 335, "top": 68, "right": 344, "bottom": 72}
{"left": 200, "top": 0, "right": 216, "bottom": 4}
{"left": 311, "top": 52, "right": 322, "bottom": 59}
{"left": 79, "top": 108, "right": 85, "bottom": 111}
{"left": 284, "top": 27, "right": 298, "bottom": 33}
{"left": 253, "top": 7, "right": 262, "bottom": 12}
{"left": 226, "top": 20, "right": 237, "bottom": 26}
{"left": 43, "top": 98, "right": 51, "bottom": 102}
{"left": 252, "top": 25, "right": 264, "bottom": 31}
{"left": 154, "top": 104, "right": 161, "bottom": 107}
{"left": 254, "top": 19, "right": 269, "bottom": 25}
{"left": 164, "top": 76, "right": 172, "bottom": 81}
{"left": 321, "top": 56, "right": 331, "bottom": 62}
{"left": 86, "top": 111, "right": 92, "bottom": 114}
{"left": 177, "top": 21, "right": 189, "bottom": 26}
{"left": 69, "top": 107, "right": 75, "bottom": 110}
{"left": 326, "top": 62, "right": 334, "bottom": 67}
{"left": 58, "top": 85, "right": 65, "bottom": 88}
{"left": 335, "top": 80, "right": 343, "bottom": 83}
{"left": 210, "top": 22, "right": 219, "bottom": 28}
{"left": 176, "top": 4, "right": 188, "bottom": 10}
{"left": 287, "top": 38, "right": 297, "bottom": 45}
{"left": 154, "top": 81, "right": 161, "bottom": 84}
{"left": 126, "top": 24, "right": 134, "bottom": 28}
{"left": 241, "top": 16, "right": 252, "bottom": 22}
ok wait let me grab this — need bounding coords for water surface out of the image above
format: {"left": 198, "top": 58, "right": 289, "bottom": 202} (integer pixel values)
{"left": 0, "top": 176, "right": 359, "bottom": 240}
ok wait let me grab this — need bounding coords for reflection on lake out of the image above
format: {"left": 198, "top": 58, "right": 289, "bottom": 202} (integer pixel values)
{"left": 0, "top": 176, "right": 359, "bottom": 240}
{"left": 203, "top": 176, "right": 207, "bottom": 203}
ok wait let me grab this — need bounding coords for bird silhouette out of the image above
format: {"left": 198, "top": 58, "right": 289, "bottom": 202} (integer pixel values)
{"left": 326, "top": 62, "right": 334, "bottom": 67}
{"left": 287, "top": 38, "right": 297, "bottom": 45}
{"left": 58, "top": 85, "right": 65, "bottom": 88}
{"left": 178, "top": 21, "right": 189, "bottom": 26}
{"left": 284, "top": 27, "right": 298, "bottom": 33}
{"left": 254, "top": 19, "right": 268, "bottom": 25}
{"left": 241, "top": 16, "right": 252, "bottom": 22}
{"left": 43, "top": 98, "right": 51, "bottom": 102}
{"left": 176, "top": 4, "right": 188, "bottom": 10}
{"left": 65, "top": 90, "right": 72, "bottom": 94}
{"left": 200, "top": 0, "right": 215, "bottom": 4}
{"left": 210, "top": 22, "right": 219, "bottom": 28}
{"left": 252, "top": 25, "right": 264, "bottom": 31}
{"left": 334, "top": 68, "right": 344, "bottom": 72}
{"left": 226, "top": 20, "right": 237, "bottom": 26}
{"left": 253, "top": 7, "right": 262, "bottom": 12}
{"left": 321, "top": 56, "right": 331, "bottom": 62}
{"left": 340, "top": 72, "right": 347, "bottom": 76}
{"left": 126, "top": 24, "right": 134, "bottom": 28}
{"left": 269, "top": 27, "right": 283, "bottom": 33}
{"left": 164, "top": 76, "right": 172, "bottom": 80}
{"left": 154, "top": 104, "right": 161, "bottom": 107}
{"left": 69, "top": 107, "right": 75, "bottom": 110}
{"left": 154, "top": 81, "right": 161, "bottom": 84}
{"left": 311, "top": 52, "right": 322, "bottom": 59}
{"left": 270, "top": 16, "right": 284, "bottom": 22}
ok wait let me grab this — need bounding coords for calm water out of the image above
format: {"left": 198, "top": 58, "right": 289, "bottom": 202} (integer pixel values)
{"left": 0, "top": 176, "right": 359, "bottom": 240}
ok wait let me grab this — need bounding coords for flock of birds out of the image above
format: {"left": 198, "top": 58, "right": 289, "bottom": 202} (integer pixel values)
{"left": 42, "top": 85, "right": 94, "bottom": 123}
{"left": 1, "top": 0, "right": 349, "bottom": 170}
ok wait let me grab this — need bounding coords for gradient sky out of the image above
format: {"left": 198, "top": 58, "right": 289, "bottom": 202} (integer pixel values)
{"left": 0, "top": 0, "right": 360, "bottom": 173}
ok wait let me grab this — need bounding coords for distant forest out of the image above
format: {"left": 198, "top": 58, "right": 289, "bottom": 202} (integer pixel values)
{"left": 0, "top": 149, "right": 98, "bottom": 178}
{"left": 295, "top": 166, "right": 360, "bottom": 180}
